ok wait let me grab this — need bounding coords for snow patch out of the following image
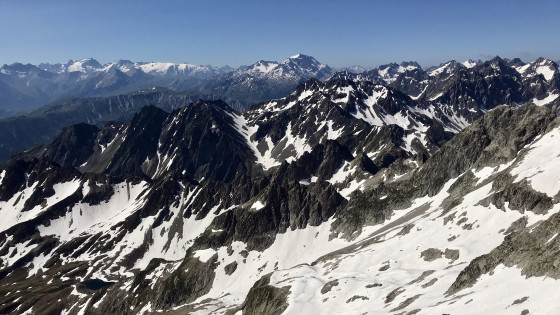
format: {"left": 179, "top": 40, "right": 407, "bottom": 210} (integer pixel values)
{"left": 0, "top": 170, "right": 5, "bottom": 186}
{"left": 229, "top": 112, "right": 282, "bottom": 170}
{"left": 251, "top": 200, "right": 265, "bottom": 210}
{"left": 532, "top": 93, "right": 558, "bottom": 106}
{"left": 510, "top": 125, "right": 560, "bottom": 197}
{"left": 0, "top": 179, "right": 81, "bottom": 234}
{"left": 193, "top": 248, "right": 217, "bottom": 263}
{"left": 462, "top": 60, "right": 479, "bottom": 68}
{"left": 535, "top": 64, "right": 555, "bottom": 81}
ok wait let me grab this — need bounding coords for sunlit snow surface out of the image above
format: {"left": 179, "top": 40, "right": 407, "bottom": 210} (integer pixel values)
{"left": 510, "top": 125, "right": 560, "bottom": 196}
{"left": 263, "top": 180, "right": 560, "bottom": 314}
{"left": 462, "top": 60, "right": 479, "bottom": 68}
{"left": 428, "top": 61, "right": 454, "bottom": 77}
{"left": 166, "top": 123, "right": 560, "bottom": 314}
{"left": 535, "top": 63, "right": 555, "bottom": 81}
{"left": 515, "top": 58, "right": 558, "bottom": 82}
{"left": 532, "top": 93, "right": 559, "bottom": 106}
{"left": 0, "top": 179, "right": 81, "bottom": 233}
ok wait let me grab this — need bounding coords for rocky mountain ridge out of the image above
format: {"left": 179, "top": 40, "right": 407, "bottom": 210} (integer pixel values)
{"left": 0, "top": 88, "right": 199, "bottom": 161}
{"left": 334, "top": 56, "right": 560, "bottom": 120}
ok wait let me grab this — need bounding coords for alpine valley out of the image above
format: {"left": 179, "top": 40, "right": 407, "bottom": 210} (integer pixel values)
{"left": 1, "top": 54, "right": 560, "bottom": 315}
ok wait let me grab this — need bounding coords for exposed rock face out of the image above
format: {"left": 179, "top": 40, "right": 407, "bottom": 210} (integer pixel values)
{"left": 148, "top": 100, "right": 255, "bottom": 181}
{"left": 224, "top": 261, "right": 238, "bottom": 275}
{"left": 42, "top": 123, "right": 100, "bottom": 167}
{"left": 388, "top": 56, "right": 560, "bottom": 122}
{"left": 320, "top": 279, "right": 340, "bottom": 294}
{"left": 238, "top": 274, "right": 290, "bottom": 315}
{"left": 204, "top": 179, "right": 347, "bottom": 252}
{"left": 421, "top": 248, "right": 443, "bottom": 261}
{"left": 95, "top": 105, "right": 169, "bottom": 176}
{"left": 154, "top": 252, "right": 219, "bottom": 309}
{"left": 12, "top": 100, "right": 257, "bottom": 182}
{"left": 414, "top": 104, "right": 555, "bottom": 197}
{"left": 447, "top": 211, "right": 560, "bottom": 296}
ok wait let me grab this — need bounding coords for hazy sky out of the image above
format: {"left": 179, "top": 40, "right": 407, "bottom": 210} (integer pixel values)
{"left": 1, "top": 0, "right": 559, "bottom": 68}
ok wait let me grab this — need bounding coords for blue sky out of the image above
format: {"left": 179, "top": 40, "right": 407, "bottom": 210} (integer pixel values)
{"left": 1, "top": 0, "right": 559, "bottom": 68}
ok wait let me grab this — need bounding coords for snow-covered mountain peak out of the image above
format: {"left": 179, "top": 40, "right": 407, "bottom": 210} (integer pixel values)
{"left": 136, "top": 62, "right": 178, "bottom": 74}
{"left": 247, "top": 60, "right": 279, "bottom": 75}
{"left": 516, "top": 57, "right": 558, "bottom": 82}
{"left": 399, "top": 61, "right": 422, "bottom": 71}
{"left": 100, "top": 59, "right": 136, "bottom": 73}
{"left": 135, "top": 62, "right": 220, "bottom": 77}
{"left": 222, "top": 54, "right": 336, "bottom": 83}
{"left": 287, "top": 53, "right": 319, "bottom": 62}
{"left": 65, "top": 58, "right": 103, "bottom": 73}
{"left": 280, "top": 54, "right": 328, "bottom": 72}
{"left": 462, "top": 59, "right": 481, "bottom": 68}
{"left": 36, "top": 58, "right": 103, "bottom": 74}
{"left": 377, "top": 61, "right": 422, "bottom": 83}
{"left": 428, "top": 60, "right": 462, "bottom": 77}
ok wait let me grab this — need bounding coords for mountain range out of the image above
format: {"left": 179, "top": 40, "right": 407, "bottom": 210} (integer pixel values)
{"left": 0, "top": 55, "right": 558, "bottom": 162}
{"left": 1, "top": 54, "right": 560, "bottom": 314}
{"left": 3, "top": 54, "right": 558, "bottom": 117}
{"left": 0, "top": 54, "right": 333, "bottom": 116}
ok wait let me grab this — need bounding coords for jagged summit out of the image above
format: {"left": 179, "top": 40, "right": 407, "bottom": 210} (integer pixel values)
{"left": 287, "top": 53, "right": 319, "bottom": 61}
{"left": 504, "top": 57, "right": 525, "bottom": 68}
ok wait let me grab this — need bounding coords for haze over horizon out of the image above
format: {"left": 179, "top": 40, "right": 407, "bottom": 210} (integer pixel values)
{"left": 1, "top": 0, "right": 559, "bottom": 69}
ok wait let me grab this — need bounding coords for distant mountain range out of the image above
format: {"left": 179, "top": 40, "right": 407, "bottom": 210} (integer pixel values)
{"left": 2, "top": 54, "right": 558, "bottom": 117}
{"left": 0, "top": 54, "right": 333, "bottom": 115}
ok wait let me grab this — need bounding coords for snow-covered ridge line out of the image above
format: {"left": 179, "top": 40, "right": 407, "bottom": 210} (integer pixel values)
{"left": 46, "top": 58, "right": 226, "bottom": 76}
